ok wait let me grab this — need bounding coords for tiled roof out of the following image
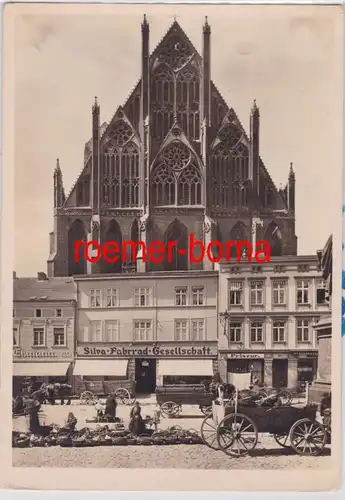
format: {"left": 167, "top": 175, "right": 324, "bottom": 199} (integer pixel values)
{"left": 13, "top": 277, "right": 76, "bottom": 302}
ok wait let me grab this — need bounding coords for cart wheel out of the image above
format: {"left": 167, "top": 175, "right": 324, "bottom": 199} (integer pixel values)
{"left": 201, "top": 415, "right": 221, "bottom": 450}
{"left": 273, "top": 433, "right": 290, "bottom": 448}
{"left": 124, "top": 394, "right": 136, "bottom": 406}
{"left": 200, "top": 405, "right": 212, "bottom": 416}
{"left": 160, "top": 402, "right": 180, "bottom": 418}
{"left": 114, "top": 388, "right": 130, "bottom": 404}
{"left": 278, "top": 390, "right": 293, "bottom": 406}
{"left": 217, "top": 412, "right": 258, "bottom": 457}
{"left": 289, "top": 418, "right": 327, "bottom": 456}
{"left": 80, "top": 391, "right": 97, "bottom": 405}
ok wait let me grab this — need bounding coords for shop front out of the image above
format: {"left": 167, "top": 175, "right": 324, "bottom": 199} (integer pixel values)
{"left": 75, "top": 342, "right": 218, "bottom": 394}
{"left": 290, "top": 350, "right": 318, "bottom": 385}
{"left": 225, "top": 353, "right": 265, "bottom": 385}
{"left": 12, "top": 347, "right": 74, "bottom": 395}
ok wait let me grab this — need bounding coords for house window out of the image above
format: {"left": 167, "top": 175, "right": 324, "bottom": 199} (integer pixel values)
{"left": 175, "top": 287, "right": 188, "bottom": 306}
{"left": 250, "top": 281, "right": 264, "bottom": 306}
{"left": 272, "top": 320, "right": 286, "bottom": 343}
{"left": 55, "top": 308, "right": 62, "bottom": 317}
{"left": 35, "top": 309, "right": 42, "bottom": 318}
{"left": 272, "top": 281, "right": 286, "bottom": 305}
{"left": 105, "top": 288, "right": 118, "bottom": 307}
{"left": 316, "top": 280, "right": 326, "bottom": 305}
{"left": 192, "top": 286, "right": 204, "bottom": 305}
{"left": 250, "top": 321, "right": 263, "bottom": 343}
{"left": 134, "top": 288, "right": 151, "bottom": 307}
{"left": 33, "top": 327, "right": 45, "bottom": 346}
{"left": 175, "top": 319, "right": 188, "bottom": 341}
{"left": 296, "top": 280, "right": 310, "bottom": 305}
{"left": 228, "top": 282, "right": 243, "bottom": 306}
{"left": 89, "top": 289, "right": 101, "bottom": 308}
{"left": 134, "top": 320, "right": 153, "bottom": 341}
{"left": 53, "top": 327, "right": 65, "bottom": 346}
{"left": 89, "top": 320, "right": 102, "bottom": 342}
{"left": 191, "top": 319, "right": 205, "bottom": 341}
{"left": 13, "top": 327, "right": 18, "bottom": 346}
{"left": 297, "top": 319, "right": 310, "bottom": 343}
{"left": 105, "top": 320, "right": 120, "bottom": 342}
{"left": 229, "top": 322, "right": 242, "bottom": 343}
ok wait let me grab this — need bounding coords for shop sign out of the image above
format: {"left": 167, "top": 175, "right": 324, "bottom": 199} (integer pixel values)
{"left": 290, "top": 351, "right": 318, "bottom": 358}
{"left": 13, "top": 347, "right": 72, "bottom": 360}
{"left": 227, "top": 353, "right": 265, "bottom": 359}
{"left": 272, "top": 353, "right": 288, "bottom": 359}
{"left": 76, "top": 344, "right": 217, "bottom": 358}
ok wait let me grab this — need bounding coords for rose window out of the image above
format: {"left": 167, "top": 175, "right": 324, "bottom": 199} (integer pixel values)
{"left": 163, "top": 142, "right": 191, "bottom": 171}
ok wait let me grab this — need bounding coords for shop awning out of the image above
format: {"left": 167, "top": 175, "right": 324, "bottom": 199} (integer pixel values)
{"left": 158, "top": 359, "right": 213, "bottom": 377}
{"left": 13, "top": 362, "right": 70, "bottom": 377}
{"left": 73, "top": 359, "right": 128, "bottom": 377}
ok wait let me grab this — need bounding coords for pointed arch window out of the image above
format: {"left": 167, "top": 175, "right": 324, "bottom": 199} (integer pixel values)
{"left": 68, "top": 219, "right": 87, "bottom": 276}
{"left": 151, "top": 141, "right": 202, "bottom": 207}
{"left": 102, "top": 142, "right": 139, "bottom": 207}
{"left": 151, "top": 65, "right": 174, "bottom": 142}
{"left": 229, "top": 222, "right": 249, "bottom": 260}
{"left": 176, "top": 65, "right": 200, "bottom": 141}
{"left": 265, "top": 222, "right": 283, "bottom": 257}
{"left": 211, "top": 143, "right": 230, "bottom": 208}
{"left": 100, "top": 220, "right": 123, "bottom": 274}
{"left": 164, "top": 220, "right": 188, "bottom": 271}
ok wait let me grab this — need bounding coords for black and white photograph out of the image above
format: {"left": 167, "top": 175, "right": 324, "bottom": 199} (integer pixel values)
{"left": 1, "top": 1, "right": 343, "bottom": 491}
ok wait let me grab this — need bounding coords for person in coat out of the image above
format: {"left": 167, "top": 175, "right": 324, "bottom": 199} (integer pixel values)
{"left": 25, "top": 398, "right": 42, "bottom": 435}
{"left": 129, "top": 402, "right": 145, "bottom": 435}
{"left": 105, "top": 393, "right": 117, "bottom": 421}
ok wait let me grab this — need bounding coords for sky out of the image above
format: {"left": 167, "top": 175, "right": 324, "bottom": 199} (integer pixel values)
{"left": 13, "top": 4, "right": 343, "bottom": 277}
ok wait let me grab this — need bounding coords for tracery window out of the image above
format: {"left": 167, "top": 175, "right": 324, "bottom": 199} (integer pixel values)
{"left": 176, "top": 65, "right": 200, "bottom": 141}
{"left": 158, "top": 35, "right": 193, "bottom": 71}
{"left": 151, "top": 141, "right": 202, "bottom": 206}
{"left": 151, "top": 66, "right": 174, "bottom": 142}
{"left": 211, "top": 143, "right": 230, "bottom": 208}
{"left": 102, "top": 127, "right": 139, "bottom": 208}
{"left": 218, "top": 121, "right": 243, "bottom": 150}
{"left": 229, "top": 222, "right": 249, "bottom": 260}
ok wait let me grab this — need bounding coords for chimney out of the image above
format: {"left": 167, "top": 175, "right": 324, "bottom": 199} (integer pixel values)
{"left": 13, "top": 271, "right": 17, "bottom": 279}
{"left": 37, "top": 272, "right": 48, "bottom": 281}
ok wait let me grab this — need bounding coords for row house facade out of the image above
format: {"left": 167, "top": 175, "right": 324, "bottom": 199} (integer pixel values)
{"left": 216, "top": 256, "right": 330, "bottom": 389}
{"left": 74, "top": 271, "right": 218, "bottom": 393}
{"left": 12, "top": 272, "right": 77, "bottom": 394}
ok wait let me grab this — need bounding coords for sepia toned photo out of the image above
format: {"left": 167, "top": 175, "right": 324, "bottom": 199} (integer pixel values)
{"left": 1, "top": 1, "right": 343, "bottom": 492}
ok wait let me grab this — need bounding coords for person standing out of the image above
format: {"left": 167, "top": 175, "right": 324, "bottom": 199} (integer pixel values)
{"left": 105, "top": 393, "right": 117, "bottom": 421}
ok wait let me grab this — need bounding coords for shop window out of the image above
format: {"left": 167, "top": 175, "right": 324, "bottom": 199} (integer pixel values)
{"left": 163, "top": 376, "right": 211, "bottom": 385}
{"left": 134, "top": 320, "right": 153, "bottom": 341}
{"left": 228, "top": 281, "right": 243, "bottom": 306}
{"left": 296, "top": 280, "right": 310, "bottom": 305}
{"left": 228, "top": 321, "right": 242, "bottom": 343}
{"left": 296, "top": 319, "right": 310, "bottom": 343}
{"left": 297, "top": 359, "right": 315, "bottom": 383}
{"left": 175, "top": 286, "right": 188, "bottom": 306}
{"left": 272, "top": 281, "right": 286, "bottom": 305}
{"left": 174, "top": 319, "right": 188, "bottom": 341}
{"left": 192, "top": 286, "right": 204, "bottom": 305}
{"left": 250, "top": 281, "right": 264, "bottom": 306}
{"left": 191, "top": 319, "right": 205, "bottom": 341}
{"left": 55, "top": 308, "right": 62, "bottom": 317}
{"left": 316, "top": 280, "right": 326, "bottom": 305}
{"left": 105, "top": 320, "right": 120, "bottom": 342}
{"left": 89, "top": 289, "right": 101, "bottom": 308}
{"left": 35, "top": 309, "right": 42, "bottom": 318}
{"left": 13, "top": 327, "right": 19, "bottom": 346}
{"left": 33, "top": 327, "right": 45, "bottom": 346}
{"left": 53, "top": 327, "right": 65, "bottom": 346}
{"left": 250, "top": 321, "right": 263, "bottom": 343}
{"left": 105, "top": 288, "right": 119, "bottom": 307}
{"left": 134, "top": 287, "right": 152, "bottom": 307}
{"left": 227, "top": 359, "right": 252, "bottom": 373}
{"left": 89, "top": 320, "right": 102, "bottom": 342}
{"left": 272, "top": 320, "right": 286, "bottom": 343}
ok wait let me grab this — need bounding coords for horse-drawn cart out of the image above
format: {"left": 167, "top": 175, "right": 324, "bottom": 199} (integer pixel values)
{"left": 78, "top": 379, "right": 136, "bottom": 406}
{"left": 200, "top": 391, "right": 328, "bottom": 457}
{"left": 155, "top": 384, "right": 214, "bottom": 418}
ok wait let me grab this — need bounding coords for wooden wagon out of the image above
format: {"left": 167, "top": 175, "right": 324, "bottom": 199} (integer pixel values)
{"left": 200, "top": 390, "right": 328, "bottom": 457}
{"left": 155, "top": 384, "right": 214, "bottom": 417}
{"left": 77, "top": 379, "right": 136, "bottom": 405}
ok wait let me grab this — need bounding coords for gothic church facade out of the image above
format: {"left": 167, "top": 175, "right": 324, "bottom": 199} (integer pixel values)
{"left": 48, "top": 17, "right": 297, "bottom": 277}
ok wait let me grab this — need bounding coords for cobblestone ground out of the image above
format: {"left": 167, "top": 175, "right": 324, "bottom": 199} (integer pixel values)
{"left": 12, "top": 399, "right": 331, "bottom": 469}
